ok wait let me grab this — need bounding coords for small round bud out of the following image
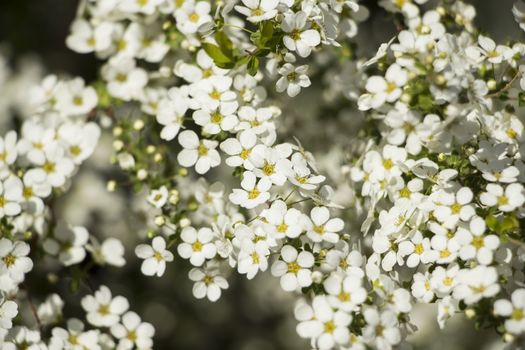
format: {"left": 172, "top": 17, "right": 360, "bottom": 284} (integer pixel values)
{"left": 154, "top": 216, "right": 166, "bottom": 227}
{"left": 107, "top": 180, "right": 117, "bottom": 192}
{"left": 113, "top": 140, "right": 124, "bottom": 151}
{"left": 437, "top": 153, "right": 446, "bottom": 162}
{"left": 169, "top": 190, "right": 180, "bottom": 205}
{"left": 465, "top": 308, "right": 476, "bottom": 319}
{"left": 147, "top": 230, "right": 156, "bottom": 239}
{"left": 47, "top": 273, "right": 59, "bottom": 284}
{"left": 400, "top": 93, "right": 412, "bottom": 104}
{"left": 188, "top": 201, "right": 199, "bottom": 211}
{"left": 436, "top": 6, "right": 446, "bottom": 16}
{"left": 487, "top": 79, "right": 497, "bottom": 90}
{"left": 503, "top": 333, "right": 515, "bottom": 343}
{"left": 179, "top": 217, "right": 191, "bottom": 228}
{"left": 178, "top": 168, "right": 188, "bottom": 177}
{"left": 23, "top": 231, "right": 33, "bottom": 240}
{"left": 154, "top": 153, "right": 163, "bottom": 163}
{"left": 434, "top": 74, "right": 446, "bottom": 86}
{"left": 137, "top": 169, "right": 148, "bottom": 180}
{"left": 146, "top": 145, "right": 156, "bottom": 154}
{"left": 133, "top": 119, "right": 145, "bottom": 131}
{"left": 311, "top": 271, "right": 324, "bottom": 284}
{"left": 113, "top": 126, "right": 123, "bottom": 137}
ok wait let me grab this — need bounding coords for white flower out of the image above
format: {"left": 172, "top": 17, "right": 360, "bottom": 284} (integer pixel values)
{"left": 156, "top": 88, "right": 188, "bottom": 141}
{"left": 102, "top": 57, "right": 148, "bottom": 101}
{"left": 305, "top": 206, "right": 344, "bottom": 243}
{"left": 229, "top": 171, "right": 271, "bottom": 209}
{"left": 432, "top": 187, "right": 475, "bottom": 228}
{"left": 323, "top": 272, "right": 367, "bottom": 311}
{"left": 135, "top": 236, "right": 174, "bottom": 276}
{"left": 0, "top": 298, "right": 17, "bottom": 329}
{"left": 261, "top": 200, "right": 304, "bottom": 239}
{"left": 88, "top": 238, "right": 126, "bottom": 267}
{"left": 54, "top": 78, "right": 98, "bottom": 116}
{"left": 236, "top": 106, "right": 275, "bottom": 134}
{"left": 237, "top": 239, "right": 269, "bottom": 279}
{"left": 358, "top": 64, "right": 407, "bottom": 110}
{"left": 220, "top": 130, "right": 258, "bottom": 169}
{"left": 494, "top": 289, "right": 525, "bottom": 334}
{"left": 271, "top": 245, "right": 314, "bottom": 291}
{"left": 188, "top": 267, "right": 229, "bottom": 302}
{"left": 57, "top": 122, "right": 100, "bottom": 164}
{"left": 177, "top": 130, "right": 221, "bottom": 175}
{"left": 43, "top": 222, "right": 89, "bottom": 266}
{"left": 111, "top": 311, "right": 155, "bottom": 350}
{"left": 456, "top": 216, "right": 499, "bottom": 265}
{"left": 0, "top": 238, "right": 33, "bottom": 282}
{"left": 480, "top": 183, "right": 525, "bottom": 212}
{"left": 35, "top": 142, "right": 75, "bottom": 188}
{"left": 296, "top": 296, "right": 352, "bottom": 350}
{"left": 453, "top": 266, "right": 500, "bottom": 305}
{"left": 362, "top": 308, "right": 401, "bottom": 350}
{"left": 474, "top": 35, "right": 512, "bottom": 64}
{"left": 193, "top": 102, "right": 239, "bottom": 135}
{"left": 250, "top": 144, "right": 291, "bottom": 186}
{"left": 37, "top": 294, "right": 64, "bottom": 326}
{"left": 66, "top": 19, "right": 113, "bottom": 53}
{"left": 175, "top": 1, "right": 212, "bottom": 35}
{"left": 276, "top": 64, "right": 311, "bottom": 97}
{"left": 177, "top": 227, "right": 217, "bottom": 267}
{"left": 398, "top": 231, "right": 437, "bottom": 268}
{"left": 147, "top": 186, "right": 169, "bottom": 208}
{"left": 50, "top": 318, "right": 101, "bottom": 350}
{"left": 430, "top": 265, "right": 459, "bottom": 296}
{"left": 0, "top": 176, "right": 23, "bottom": 217}
{"left": 81, "top": 285, "right": 129, "bottom": 327}
{"left": 411, "top": 272, "right": 434, "bottom": 303}
{"left": 0, "top": 131, "right": 18, "bottom": 168}
{"left": 235, "top": 0, "right": 279, "bottom": 22}
{"left": 282, "top": 11, "right": 321, "bottom": 57}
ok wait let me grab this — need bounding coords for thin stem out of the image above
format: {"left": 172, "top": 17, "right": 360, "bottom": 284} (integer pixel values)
{"left": 223, "top": 23, "right": 255, "bottom": 35}
{"left": 486, "top": 71, "right": 522, "bottom": 98}
{"left": 22, "top": 284, "right": 42, "bottom": 331}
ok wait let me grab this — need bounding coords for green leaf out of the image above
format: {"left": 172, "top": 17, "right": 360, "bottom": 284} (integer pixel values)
{"left": 259, "top": 21, "right": 274, "bottom": 46}
{"left": 215, "top": 31, "right": 234, "bottom": 59}
{"left": 202, "top": 43, "right": 233, "bottom": 67}
{"left": 247, "top": 56, "right": 259, "bottom": 76}
{"left": 485, "top": 215, "right": 500, "bottom": 232}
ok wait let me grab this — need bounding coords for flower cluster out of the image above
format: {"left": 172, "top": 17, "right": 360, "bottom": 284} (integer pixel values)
{"left": 4, "top": 0, "right": 525, "bottom": 349}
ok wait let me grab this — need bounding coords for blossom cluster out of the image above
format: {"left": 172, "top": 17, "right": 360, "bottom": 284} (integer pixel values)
{"left": 3, "top": 0, "right": 525, "bottom": 349}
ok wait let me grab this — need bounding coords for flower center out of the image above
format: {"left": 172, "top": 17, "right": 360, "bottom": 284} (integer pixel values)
{"left": 98, "top": 304, "right": 110, "bottom": 315}
{"left": 313, "top": 225, "right": 325, "bottom": 235}
{"left": 73, "top": 96, "right": 83, "bottom": 106}
{"left": 512, "top": 308, "right": 524, "bottom": 320}
{"left": 197, "top": 144, "right": 208, "bottom": 156}
{"left": 262, "top": 162, "right": 275, "bottom": 176}
{"left": 287, "top": 261, "right": 300, "bottom": 274}
{"left": 189, "top": 12, "right": 200, "bottom": 23}
{"left": 338, "top": 292, "right": 351, "bottom": 302}
{"left": 250, "top": 8, "right": 263, "bottom": 16}
{"left": 248, "top": 189, "right": 260, "bottom": 199}
{"left": 472, "top": 236, "right": 484, "bottom": 250}
{"left": 211, "top": 111, "right": 223, "bottom": 124}
{"left": 383, "top": 159, "right": 394, "bottom": 169}
{"left": 414, "top": 243, "right": 424, "bottom": 255}
{"left": 192, "top": 241, "right": 203, "bottom": 252}
{"left": 498, "top": 195, "right": 509, "bottom": 206}
{"left": 277, "top": 223, "right": 288, "bottom": 233}
{"left": 2, "top": 254, "right": 16, "bottom": 267}
{"left": 324, "top": 321, "right": 336, "bottom": 334}
{"left": 451, "top": 202, "right": 462, "bottom": 214}
{"left": 43, "top": 161, "right": 56, "bottom": 174}
{"left": 240, "top": 149, "right": 251, "bottom": 160}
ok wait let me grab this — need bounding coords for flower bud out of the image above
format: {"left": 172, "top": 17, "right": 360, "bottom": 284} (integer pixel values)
{"left": 107, "top": 180, "right": 117, "bottom": 192}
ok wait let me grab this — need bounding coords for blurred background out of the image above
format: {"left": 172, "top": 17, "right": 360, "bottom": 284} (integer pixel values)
{"left": 0, "top": 0, "right": 522, "bottom": 349}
